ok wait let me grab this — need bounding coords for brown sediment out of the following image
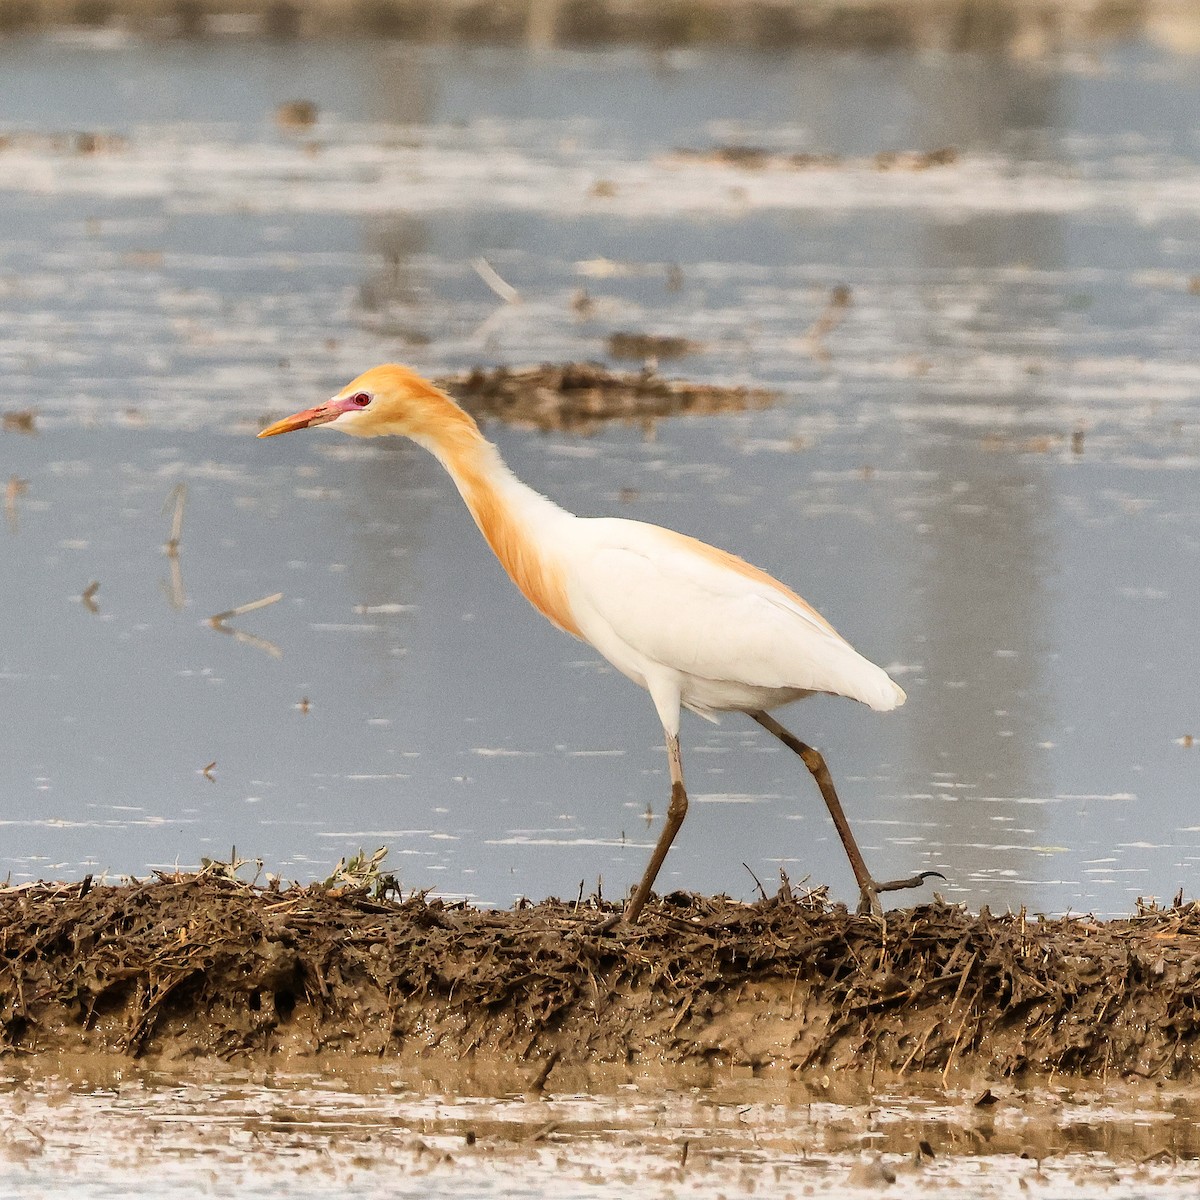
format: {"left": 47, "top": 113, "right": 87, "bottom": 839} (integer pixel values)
{"left": 4, "top": 874, "right": 1200, "bottom": 1081}
{"left": 439, "top": 362, "right": 774, "bottom": 432}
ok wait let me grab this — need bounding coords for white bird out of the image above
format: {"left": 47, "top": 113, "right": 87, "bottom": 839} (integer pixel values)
{"left": 259, "top": 364, "right": 938, "bottom": 923}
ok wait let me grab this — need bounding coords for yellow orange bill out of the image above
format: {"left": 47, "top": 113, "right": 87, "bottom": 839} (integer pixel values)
{"left": 257, "top": 403, "right": 337, "bottom": 438}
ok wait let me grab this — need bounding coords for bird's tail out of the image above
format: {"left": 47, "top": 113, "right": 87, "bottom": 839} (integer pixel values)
{"left": 832, "top": 652, "right": 906, "bottom": 712}
{"left": 855, "top": 669, "right": 906, "bottom": 712}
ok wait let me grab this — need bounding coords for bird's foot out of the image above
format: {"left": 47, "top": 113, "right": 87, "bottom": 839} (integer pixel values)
{"left": 855, "top": 870, "right": 946, "bottom": 917}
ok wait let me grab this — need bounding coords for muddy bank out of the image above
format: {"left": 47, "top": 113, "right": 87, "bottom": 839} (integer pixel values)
{"left": 3, "top": 874, "right": 1200, "bottom": 1081}
{"left": 440, "top": 362, "right": 774, "bottom": 432}
{"left": 1, "top": 0, "right": 1194, "bottom": 53}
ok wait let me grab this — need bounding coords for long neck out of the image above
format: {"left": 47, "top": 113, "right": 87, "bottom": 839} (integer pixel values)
{"left": 413, "top": 409, "right": 583, "bottom": 640}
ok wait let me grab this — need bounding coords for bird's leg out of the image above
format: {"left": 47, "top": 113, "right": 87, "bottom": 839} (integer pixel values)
{"left": 598, "top": 731, "right": 688, "bottom": 931}
{"left": 750, "top": 710, "right": 942, "bottom": 916}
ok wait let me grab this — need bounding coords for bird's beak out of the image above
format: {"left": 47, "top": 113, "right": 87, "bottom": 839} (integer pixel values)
{"left": 257, "top": 402, "right": 340, "bottom": 438}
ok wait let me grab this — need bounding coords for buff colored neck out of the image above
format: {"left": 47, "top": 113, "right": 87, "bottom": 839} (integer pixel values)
{"left": 407, "top": 398, "right": 583, "bottom": 640}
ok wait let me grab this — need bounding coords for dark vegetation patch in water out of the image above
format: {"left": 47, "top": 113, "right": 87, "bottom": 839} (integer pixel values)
{"left": 2, "top": 871, "right": 1199, "bottom": 1081}
{"left": 440, "top": 362, "right": 775, "bottom": 433}
{"left": 0, "top": 0, "right": 1165, "bottom": 51}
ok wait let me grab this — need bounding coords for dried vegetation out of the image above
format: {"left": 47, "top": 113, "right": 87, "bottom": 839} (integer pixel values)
{"left": 3, "top": 873, "right": 1200, "bottom": 1081}
{"left": 441, "top": 362, "right": 774, "bottom": 433}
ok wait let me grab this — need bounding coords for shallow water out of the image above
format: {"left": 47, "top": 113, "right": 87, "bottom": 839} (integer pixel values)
{"left": 3, "top": 1062, "right": 1200, "bottom": 1200}
{"left": 1, "top": 34, "right": 1199, "bottom": 917}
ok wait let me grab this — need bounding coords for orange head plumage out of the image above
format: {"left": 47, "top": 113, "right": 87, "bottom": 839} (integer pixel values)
{"left": 257, "top": 364, "right": 477, "bottom": 445}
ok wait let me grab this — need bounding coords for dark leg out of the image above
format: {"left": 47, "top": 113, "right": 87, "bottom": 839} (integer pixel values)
{"left": 599, "top": 730, "right": 687, "bottom": 930}
{"left": 750, "top": 710, "right": 942, "bottom": 915}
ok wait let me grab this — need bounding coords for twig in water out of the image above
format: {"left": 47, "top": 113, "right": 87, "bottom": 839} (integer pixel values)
{"left": 160, "top": 483, "right": 188, "bottom": 610}
{"left": 471, "top": 256, "right": 520, "bottom": 304}
{"left": 803, "top": 284, "right": 852, "bottom": 362}
{"left": 162, "top": 483, "right": 187, "bottom": 553}
{"left": 5, "top": 476, "right": 27, "bottom": 533}
{"left": 208, "top": 591, "right": 283, "bottom": 625}
{"left": 207, "top": 592, "right": 284, "bottom": 658}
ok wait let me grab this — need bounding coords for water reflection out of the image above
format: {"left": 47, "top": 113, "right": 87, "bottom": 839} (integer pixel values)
{"left": 2, "top": 1065, "right": 1199, "bottom": 1200}
{"left": 903, "top": 56, "right": 1063, "bottom": 893}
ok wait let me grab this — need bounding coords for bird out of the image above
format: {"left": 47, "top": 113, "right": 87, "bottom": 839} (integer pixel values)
{"left": 258, "top": 364, "right": 940, "bottom": 923}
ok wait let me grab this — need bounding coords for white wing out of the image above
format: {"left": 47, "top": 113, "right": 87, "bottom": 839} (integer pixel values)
{"left": 565, "top": 518, "right": 904, "bottom": 711}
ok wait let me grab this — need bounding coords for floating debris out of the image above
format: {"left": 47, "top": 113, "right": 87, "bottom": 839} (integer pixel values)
{"left": 570, "top": 287, "right": 596, "bottom": 319}
{"left": 606, "top": 332, "right": 704, "bottom": 361}
{"left": 668, "top": 146, "right": 957, "bottom": 172}
{"left": 2, "top": 409, "right": 36, "bottom": 434}
{"left": 803, "top": 283, "right": 852, "bottom": 361}
{"left": 275, "top": 100, "right": 318, "bottom": 130}
{"left": 160, "top": 484, "right": 188, "bottom": 611}
{"left": 207, "top": 592, "right": 284, "bottom": 658}
{"left": 471, "top": 256, "right": 520, "bottom": 304}
{"left": 874, "top": 147, "right": 959, "bottom": 170}
{"left": 73, "top": 131, "right": 128, "bottom": 155}
{"left": 207, "top": 591, "right": 283, "bottom": 626}
{"left": 4, "top": 475, "right": 27, "bottom": 533}
{"left": 162, "top": 483, "right": 187, "bottom": 555}
{"left": 440, "top": 362, "right": 774, "bottom": 433}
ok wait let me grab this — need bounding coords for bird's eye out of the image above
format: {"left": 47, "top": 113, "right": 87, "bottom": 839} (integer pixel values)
{"left": 351, "top": 392, "right": 371, "bottom": 407}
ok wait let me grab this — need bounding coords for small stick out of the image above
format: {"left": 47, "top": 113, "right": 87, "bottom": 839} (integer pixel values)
{"left": 208, "top": 591, "right": 283, "bottom": 626}
{"left": 5, "top": 476, "right": 27, "bottom": 533}
{"left": 163, "top": 483, "right": 187, "bottom": 553}
{"left": 804, "top": 284, "right": 852, "bottom": 362}
{"left": 743, "top": 861, "right": 768, "bottom": 902}
{"left": 211, "top": 624, "right": 283, "bottom": 659}
{"left": 162, "top": 550, "right": 186, "bottom": 612}
{"left": 208, "top": 592, "right": 284, "bottom": 657}
{"left": 471, "top": 256, "right": 520, "bottom": 304}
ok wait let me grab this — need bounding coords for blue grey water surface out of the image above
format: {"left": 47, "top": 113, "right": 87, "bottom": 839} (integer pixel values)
{"left": 0, "top": 33, "right": 1198, "bottom": 915}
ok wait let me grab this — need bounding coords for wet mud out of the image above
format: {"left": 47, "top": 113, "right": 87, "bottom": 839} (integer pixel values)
{"left": 4, "top": 874, "right": 1200, "bottom": 1082}
{"left": 440, "top": 362, "right": 775, "bottom": 433}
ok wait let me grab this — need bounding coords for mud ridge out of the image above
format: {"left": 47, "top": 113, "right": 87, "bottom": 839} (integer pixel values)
{"left": 4, "top": 875, "right": 1200, "bottom": 1081}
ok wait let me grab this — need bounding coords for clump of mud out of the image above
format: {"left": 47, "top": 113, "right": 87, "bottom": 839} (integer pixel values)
{"left": 439, "top": 362, "right": 775, "bottom": 433}
{"left": 3, "top": 874, "right": 1200, "bottom": 1081}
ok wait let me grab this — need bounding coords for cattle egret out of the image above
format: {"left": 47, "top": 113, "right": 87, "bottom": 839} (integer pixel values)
{"left": 259, "top": 365, "right": 939, "bottom": 923}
